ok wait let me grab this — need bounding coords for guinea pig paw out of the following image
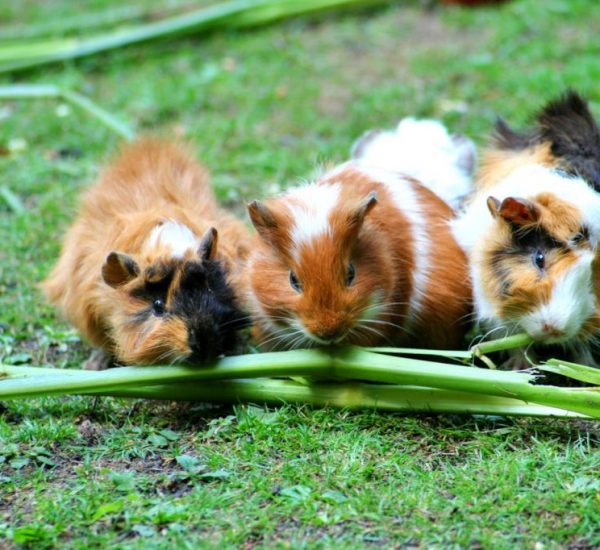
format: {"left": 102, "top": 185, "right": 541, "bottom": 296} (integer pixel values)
{"left": 83, "top": 349, "right": 116, "bottom": 371}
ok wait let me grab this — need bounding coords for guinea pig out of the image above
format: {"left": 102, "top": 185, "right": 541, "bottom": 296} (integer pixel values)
{"left": 351, "top": 117, "right": 477, "bottom": 210}
{"left": 452, "top": 98, "right": 600, "bottom": 364}
{"left": 244, "top": 128, "right": 473, "bottom": 351}
{"left": 43, "top": 138, "right": 251, "bottom": 368}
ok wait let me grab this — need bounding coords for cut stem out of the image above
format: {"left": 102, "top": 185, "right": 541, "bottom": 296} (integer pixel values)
{"left": 541, "top": 359, "right": 600, "bottom": 386}
{"left": 336, "top": 348, "right": 600, "bottom": 417}
{"left": 471, "top": 333, "right": 534, "bottom": 357}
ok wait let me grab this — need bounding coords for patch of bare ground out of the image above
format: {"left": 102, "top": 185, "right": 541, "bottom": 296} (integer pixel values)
{"left": 303, "top": 7, "right": 493, "bottom": 117}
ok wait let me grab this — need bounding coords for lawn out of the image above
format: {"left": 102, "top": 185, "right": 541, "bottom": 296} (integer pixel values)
{"left": 1, "top": 0, "right": 599, "bottom": 547}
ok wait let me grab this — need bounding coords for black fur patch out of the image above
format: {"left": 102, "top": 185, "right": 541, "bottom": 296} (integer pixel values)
{"left": 494, "top": 90, "right": 600, "bottom": 190}
{"left": 539, "top": 91, "right": 600, "bottom": 189}
{"left": 171, "top": 259, "right": 248, "bottom": 363}
{"left": 494, "top": 117, "right": 538, "bottom": 151}
{"left": 510, "top": 225, "right": 564, "bottom": 251}
{"left": 490, "top": 225, "right": 566, "bottom": 292}
{"left": 127, "top": 259, "right": 248, "bottom": 361}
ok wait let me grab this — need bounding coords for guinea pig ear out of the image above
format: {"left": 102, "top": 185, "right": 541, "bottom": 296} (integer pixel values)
{"left": 349, "top": 192, "right": 378, "bottom": 228}
{"left": 486, "top": 196, "right": 501, "bottom": 218}
{"left": 199, "top": 227, "right": 218, "bottom": 261}
{"left": 102, "top": 252, "right": 140, "bottom": 288}
{"left": 248, "top": 200, "right": 278, "bottom": 240}
{"left": 495, "top": 196, "right": 541, "bottom": 226}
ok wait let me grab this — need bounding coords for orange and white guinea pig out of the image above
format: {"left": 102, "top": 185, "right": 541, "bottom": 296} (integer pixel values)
{"left": 452, "top": 92, "right": 600, "bottom": 364}
{"left": 43, "top": 138, "right": 251, "bottom": 368}
{"left": 245, "top": 119, "right": 474, "bottom": 350}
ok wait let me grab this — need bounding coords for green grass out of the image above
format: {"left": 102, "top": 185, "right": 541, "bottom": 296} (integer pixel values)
{"left": 1, "top": 0, "right": 600, "bottom": 547}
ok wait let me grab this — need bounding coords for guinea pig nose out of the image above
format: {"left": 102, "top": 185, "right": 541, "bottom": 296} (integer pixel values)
{"left": 542, "top": 323, "right": 564, "bottom": 338}
{"left": 315, "top": 327, "right": 345, "bottom": 343}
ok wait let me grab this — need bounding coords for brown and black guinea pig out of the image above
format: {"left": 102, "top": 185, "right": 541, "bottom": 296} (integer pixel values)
{"left": 43, "top": 138, "right": 251, "bottom": 368}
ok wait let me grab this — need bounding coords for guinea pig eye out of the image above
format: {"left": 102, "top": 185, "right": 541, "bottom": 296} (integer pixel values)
{"left": 289, "top": 271, "right": 302, "bottom": 293}
{"left": 152, "top": 299, "right": 166, "bottom": 316}
{"left": 533, "top": 249, "right": 545, "bottom": 270}
{"left": 346, "top": 263, "right": 356, "bottom": 286}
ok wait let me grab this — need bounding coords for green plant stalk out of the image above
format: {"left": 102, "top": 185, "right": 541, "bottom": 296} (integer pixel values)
{"left": 338, "top": 348, "right": 600, "bottom": 418}
{"left": 0, "top": 84, "right": 133, "bottom": 140}
{"left": 365, "top": 347, "right": 472, "bottom": 361}
{"left": 93, "top": 379, "right": 590, "bottom": 418}
{"left": 0, "top": 364, "right": 588, "bottom": 418}
{"left": 225, "top": 0, "right": 387, "bottom": 28}
{"left": 471, "top": 333, "right": 534, "bottom": 357}
{"left": 541, "top": 359, "right": 600, "bottom": 386}
{"left": 0, "top": 40, "right": 78, "bottom": 61}
{"left": 0, "top": 349, "right": 331, "bottom": 399}
{"left": 0, "top": 0, "right": 389, "bottom": 73}
{"left": 2, "top": 345, "right": 599, "bottom": 417}
{"left": 0, "top": 5, "right": 154, "bottom": 41}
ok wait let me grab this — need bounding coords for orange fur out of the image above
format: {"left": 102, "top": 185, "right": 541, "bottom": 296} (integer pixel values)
{"left": 43, "top": 138, "right": 251, "bottom": 364}
{"left": 477, "top": 143, "right": 558, "bottom": 191}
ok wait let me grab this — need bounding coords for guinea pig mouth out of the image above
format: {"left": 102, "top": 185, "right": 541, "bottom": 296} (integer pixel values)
{"left": 305, "top": 330, "right": 348, "bottom": 346}
{"left": 186, "top": 316, "right": 248, "bottom": 364}
{"left": 528, "top": 324, "right": 569, "bottom": 344}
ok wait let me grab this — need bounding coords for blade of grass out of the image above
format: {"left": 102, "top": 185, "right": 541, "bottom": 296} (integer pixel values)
{"left": 0, "top": 84, "right": 133, "bottom": 140}
{"left": 96, "top": 379, "right": 590, "bottom": 418}
{"left": 0, "top": 185, "right": 25, "bottom": 214}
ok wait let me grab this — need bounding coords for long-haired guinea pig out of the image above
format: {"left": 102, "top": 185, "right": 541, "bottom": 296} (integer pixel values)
{"left": 43, "top": 138, "right": 251, "bottom": 367}
{"left": 452, "top": 95, "right": 600, "bottom": 364}
{"left": 245, "top": 120, "right": 473, "bottom": 351}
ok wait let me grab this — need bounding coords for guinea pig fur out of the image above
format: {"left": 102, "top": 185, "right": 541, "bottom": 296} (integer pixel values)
{"left": 452, "top": 154, "right": 600, "bottom": 364}
{"left": 351, "top": 117, "right": 477, "bottom": 210}
{"left": 245, "top": 162, "right": 472, "bottom": 351}
{"left": 43, "top": 138, "right": 251, "bottom": 366}
{"left": 490, "top": 90, "right": 600, "bottom": 191}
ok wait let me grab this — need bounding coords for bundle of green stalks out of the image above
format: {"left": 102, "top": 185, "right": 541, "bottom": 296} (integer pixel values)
{"left": 1, "top": 334, "right": 599, "bottom": 419}
{"left": 0, "top": 0, "right": 391, "bottom": 74}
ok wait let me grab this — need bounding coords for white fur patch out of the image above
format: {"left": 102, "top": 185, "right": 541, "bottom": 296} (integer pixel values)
{"left": 354, "top": 165, "right": 431, "bottom": 328}
{"left": 353, "top": 117, "right": 474, "bottom": 209}
{"left": 452, "top": 165, "right": 600, "bottom": 254}
{"left": 286, "top": 183, "right": 341, "bottom": 259}
{"left": 145, "top": 220, "right": 197, "bottom": 258}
